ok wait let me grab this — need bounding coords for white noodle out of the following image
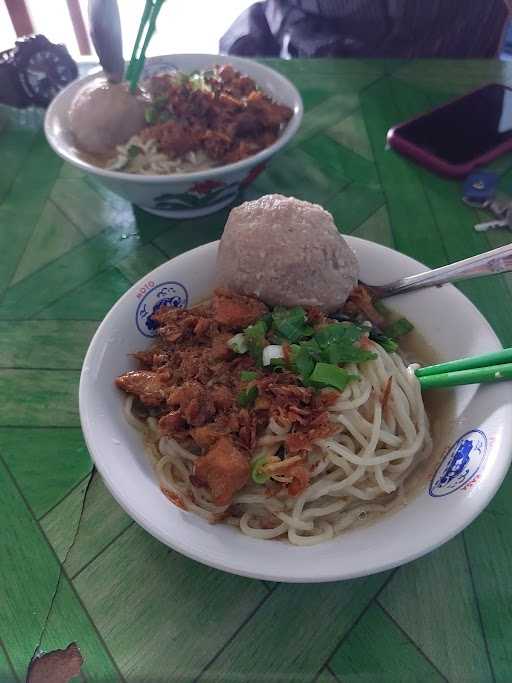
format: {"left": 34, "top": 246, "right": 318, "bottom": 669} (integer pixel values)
{"left": 108, "top": 136, "right": 215, "bottom": 175}
{"left": 124, "top": 340, "right": 432, "bottom": 546}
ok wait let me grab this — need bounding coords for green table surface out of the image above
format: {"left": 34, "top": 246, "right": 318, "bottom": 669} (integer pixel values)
{"left": 1, "top": 58, "right": 512, "bottom": 683}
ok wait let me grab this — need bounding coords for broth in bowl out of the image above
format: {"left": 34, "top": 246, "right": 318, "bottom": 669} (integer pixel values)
{"left": 44, "top": 55, "right": 303, "bottom": 219}
{"left": 79, "top": 196, "right": 511, "bottom": 581}
{"left": 72, "top": 65, "right": 293, "bottom": 176}
{"left": 115, "top": 287, "right": 457, "bottom": 545}
{"left": 113, "top": 197, "right": 459, "bottom": 547}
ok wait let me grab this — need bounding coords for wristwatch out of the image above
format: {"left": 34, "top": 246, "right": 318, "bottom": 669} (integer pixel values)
{"left": 0, "top": 34, "right": 78, "bottom": 108}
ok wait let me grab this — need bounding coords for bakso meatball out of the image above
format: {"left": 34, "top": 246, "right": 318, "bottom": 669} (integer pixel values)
{"left": 217, "top": 194, "right": 359, "bottom": 311}
{"left": 69, "top": 77, "right": 146, "bottom": 155}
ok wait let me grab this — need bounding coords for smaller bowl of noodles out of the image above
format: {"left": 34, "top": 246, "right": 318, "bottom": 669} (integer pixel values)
{"left": 44, "top": 54, "right": 302, "bottom": 218}
{"left": 80, "top": 195, "right": 512, "bottom": 582}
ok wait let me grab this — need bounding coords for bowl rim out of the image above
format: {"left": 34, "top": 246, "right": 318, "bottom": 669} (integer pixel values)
{"left": 44, "top": 53, "right": 304, "bottom": 184}
{"left": 79, "top": 237, "right": 512, "bottom": 582}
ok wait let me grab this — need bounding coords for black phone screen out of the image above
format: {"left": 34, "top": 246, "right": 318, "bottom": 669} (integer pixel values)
{"left": 395, "top": 84, "right": 512, "bottom": 165}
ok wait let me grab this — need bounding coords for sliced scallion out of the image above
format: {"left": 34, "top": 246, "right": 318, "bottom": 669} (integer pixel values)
{"left": 384, "top": 318, "right": 414, "bottom": 339}
{"left": 309, "top": 362, "right": 359, "bottom": 391}
{"left": 237, "top": 385, "right": 258, "bottom": 407}
{"left": 262, "top": 345, "right": 284, "bottom": 367}
{"left": 228, "top": 333, "right": 248, "bottom": 354}
{"left": 272, "top": 306, "right": 313, "bottom": 343}
{"left": 251, "top": 455, "right": 269, "bottom": 484}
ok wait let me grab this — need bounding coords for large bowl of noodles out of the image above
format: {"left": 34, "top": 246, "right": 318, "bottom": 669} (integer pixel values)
{"left": 79, "top": 237, "right": 512, "bottom": 582}
{"left": 44, "top": 54, "right": 303, "bottom": 219}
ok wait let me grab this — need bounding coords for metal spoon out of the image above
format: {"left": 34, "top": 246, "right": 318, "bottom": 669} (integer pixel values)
{"left": 364, "top": 243, "right": 512, "bottom": 299}
{"left": 88, "top": 0, "right": 124, "bottom": 83}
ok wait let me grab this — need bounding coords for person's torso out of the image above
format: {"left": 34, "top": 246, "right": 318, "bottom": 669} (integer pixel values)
{"left": 269, "top": 0, "right": 507, "bottom": 58}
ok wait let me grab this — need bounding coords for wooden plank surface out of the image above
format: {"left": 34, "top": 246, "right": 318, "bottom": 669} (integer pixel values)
{"left": 0, "top": 58, "right": 511, "bottom": 682}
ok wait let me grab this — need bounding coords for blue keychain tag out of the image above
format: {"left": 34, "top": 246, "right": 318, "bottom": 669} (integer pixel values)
{"left": 462, "top": 171, "right": 499, "bottom": 206}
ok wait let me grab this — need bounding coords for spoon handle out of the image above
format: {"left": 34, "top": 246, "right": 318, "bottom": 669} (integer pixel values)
{"left": 89, "top": 0, "right": 124, "bottom": 83}
{"left": 376, "top": 243, "right": 512, "bottom": 298}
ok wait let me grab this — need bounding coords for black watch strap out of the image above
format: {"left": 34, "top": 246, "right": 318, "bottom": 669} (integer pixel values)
{"left": 0, "top": 50, "right": 30, "bottom": 107}
{"left": 0, "top": 36, "right": 78, "bottom": 109}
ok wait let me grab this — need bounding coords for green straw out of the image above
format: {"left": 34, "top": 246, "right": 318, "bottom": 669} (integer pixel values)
{"left": 417, "top": 361, "right": 512, "bottom": 389}
{"left": 126, "top": 0, "right": 166, "bottom": 93}
{"left": 415, "top": 347, "right": 512, "bottom": 377}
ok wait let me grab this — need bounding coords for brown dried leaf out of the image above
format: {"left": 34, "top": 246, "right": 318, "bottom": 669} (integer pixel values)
{"left": 26, "top": 642, "right": 83, "bottom": 683}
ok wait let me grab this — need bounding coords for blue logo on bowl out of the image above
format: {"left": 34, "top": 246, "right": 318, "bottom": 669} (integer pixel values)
{"left": 429, "top": 429, "right": 487, "bottom": 497}
{"left": 135, "top": 281, "right": 189, "bottom": 338}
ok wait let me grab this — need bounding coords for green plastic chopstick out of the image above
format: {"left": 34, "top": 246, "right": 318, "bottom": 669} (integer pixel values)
{"left": 125, "top": 0, "right": 153, "bottom": 83}
{"left": 417, "top": 362, "right": 512, "bottom": 389}
{"left": 125, "top": 0, "right": 166, "bottom": 93}
{"left": 415, "top": 347, "right": 512, "bottom": 389}
{"left": 415, "top": 347, "right": 512, "bottom": 377}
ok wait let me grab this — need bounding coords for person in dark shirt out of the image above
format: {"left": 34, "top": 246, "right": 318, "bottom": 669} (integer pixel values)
{"left": 220, "top": 0, "right": 512, "bottom": 58}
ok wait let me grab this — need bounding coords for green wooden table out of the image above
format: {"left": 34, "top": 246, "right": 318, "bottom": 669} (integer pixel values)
{"left": 1, "top": 58, "right": 512, "bottom": 683}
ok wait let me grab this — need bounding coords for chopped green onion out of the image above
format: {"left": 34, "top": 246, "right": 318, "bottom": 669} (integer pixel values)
{"left": 315, "top": 323, "right": 362, "bottom": 348}
{"left": 289, "top": 344, "right": 315, "bottom": 381}
{"left": 384, "top": 318, "right": 414, "bottom": 339}
{"left": 299, "top": 338, "right": 322, "bottom": 360}
{"left": 189, "top": 73, "right": 205, "bottom": 90}
{"left": 326, "top": 344, "right": 377, "bottom": 364}
{"left": 272, "top": 306, "right": 314, "bottom": 343}
{"left": 380, "top": 337, "right": 399, "bottom": 353}
{"left": 309, "top": 362, "right": 359, "bottom": 392}
{"left": 228, "top": 333, "right": 248, "bottom": 354}
{"left": 244, "top": 320, "right": 268, "bottom": 365}
{"left": 144, "top": 107, "right": 157, "bottom": 124}
{"left": 370, "top": 332, "right": 398, "bottom": 353}
{"left": 268, "top": 331, "right": 288, "bottom": 345}
{"left": 262, "top": 345, "right": 284, "bottom": 366}
{"left": 373, "top": 299, "right": 389, "bottom": 316}
{"left": 314, "top": 323, "right": 376, "bottom": 364}
{"left": 240, "top": 371, "right": 258, "bottom": 382}
{"left": 237, "top": 385, "right": 258, "bottom": 407}
{"left": 127, "top": 145, "right": 140, "bottom": 159}
{"left": 251, "top": 455, "right": 269, "bottom": 484}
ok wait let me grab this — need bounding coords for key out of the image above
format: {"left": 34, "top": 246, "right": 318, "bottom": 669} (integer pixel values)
{"left": 475, "top": 205, "right": 512, "bottom": 232}
{"left": 486, "top": 197, "right": 509, "bottom": 220}
{"left": 475, "top": 219, "right": 508, "bottom": 232}
{"left": 462, "top": 172, "right": 510, "bottom": 232}
{"left": 473, "top": 195, "right": 511, "bottom": 232}
{"left": 463, "top": 171, "right": 499, "bottom": 206}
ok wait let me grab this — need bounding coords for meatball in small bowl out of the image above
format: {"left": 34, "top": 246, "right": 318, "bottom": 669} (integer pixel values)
{"left": 44, "top": 54, "right": 303, "bottom": 219}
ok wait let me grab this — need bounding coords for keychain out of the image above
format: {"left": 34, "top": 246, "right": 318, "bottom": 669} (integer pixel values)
{"left": 462, "top": 171, "right": 512, "bottom": 232}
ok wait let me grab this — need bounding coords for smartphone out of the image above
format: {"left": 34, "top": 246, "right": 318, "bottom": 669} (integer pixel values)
{"left": 387, "top": 83, "right": 512, "bottom": 177}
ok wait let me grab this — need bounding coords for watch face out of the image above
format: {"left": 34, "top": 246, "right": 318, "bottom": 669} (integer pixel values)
{"left": 22, "top": 48, "right": 75, "bottom": 102}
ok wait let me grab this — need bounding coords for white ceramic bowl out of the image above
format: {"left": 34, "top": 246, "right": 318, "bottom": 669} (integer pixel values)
{"left": 79, "top": 238, "right": 512, "bottom": 582}
{"left": 44, "top": 54, "right": 303, "bottom": 218}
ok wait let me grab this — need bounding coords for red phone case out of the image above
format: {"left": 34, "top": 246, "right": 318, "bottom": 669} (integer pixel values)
{"left": 387, "top": 83, "right": 512, "bottom": 178}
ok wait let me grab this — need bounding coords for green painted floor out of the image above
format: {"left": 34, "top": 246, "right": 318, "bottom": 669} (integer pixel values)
{"left": 1, "top": 58, "right": 512, "bottom": 682}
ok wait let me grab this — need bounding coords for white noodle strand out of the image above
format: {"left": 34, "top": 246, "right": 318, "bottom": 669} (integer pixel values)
{"left": 124, "top": 340, "right": 432, "bottom": 546}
